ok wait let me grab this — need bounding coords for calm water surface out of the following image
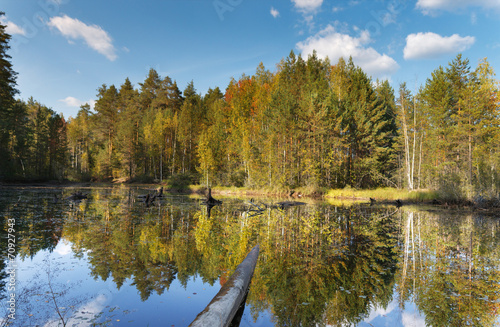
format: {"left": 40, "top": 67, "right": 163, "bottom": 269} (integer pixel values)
{"left": 1, "top": 186, "right": 499, "bottom": 326}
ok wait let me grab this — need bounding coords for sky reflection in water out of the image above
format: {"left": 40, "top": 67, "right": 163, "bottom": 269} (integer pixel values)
{"left": 1, "top": 187, "right": 499, "bottom": 326}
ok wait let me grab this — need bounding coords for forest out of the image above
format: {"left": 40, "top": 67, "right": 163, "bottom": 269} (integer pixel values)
{"left": 1, "top": 18, "right": 499, "bottom": 200}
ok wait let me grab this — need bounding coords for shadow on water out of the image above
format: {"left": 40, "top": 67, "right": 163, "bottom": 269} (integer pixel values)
{"left": 0, "top": 186, "right": 499, "bottom": 326}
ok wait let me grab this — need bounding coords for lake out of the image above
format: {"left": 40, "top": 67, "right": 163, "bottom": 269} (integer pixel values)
{"left": 1, "top": 186, "right": 499, "bottom": 326}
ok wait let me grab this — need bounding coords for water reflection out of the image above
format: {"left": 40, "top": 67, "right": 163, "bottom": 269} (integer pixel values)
{"left": 0, "top": 187, "right": 499, "bottom": 326}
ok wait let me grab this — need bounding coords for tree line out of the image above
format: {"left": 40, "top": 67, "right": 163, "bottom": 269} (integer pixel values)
{"left": 1, "top": 17, "right": 499, "bottom": 198}
{"left": 65, "top": 51, "right": 500, "bottom": 199}
{"left": 64, "top": 55, "right": 400, "bottom": 189}
{"left": 0, "top": 14, "right": 66, "bottom": 181}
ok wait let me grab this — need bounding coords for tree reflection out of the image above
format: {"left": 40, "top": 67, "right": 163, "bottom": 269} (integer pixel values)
{"left": 247, "top": 205, "right": 401, "bottom": 326}
{"left": 1, "top": 187, "right": 499, "bottom": 326}
{"left": 396, "top": 209, "right": 500, "bottom": 326}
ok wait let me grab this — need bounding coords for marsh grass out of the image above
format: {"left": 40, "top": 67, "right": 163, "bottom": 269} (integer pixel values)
{"left": 191, "top": 185, "right": 439, "bottom": 202}
{"left": 325, "top": 187, "right": 439, "bottom": 202}
{"left": 162, "top": 182, "right": 445, "bottom": 204}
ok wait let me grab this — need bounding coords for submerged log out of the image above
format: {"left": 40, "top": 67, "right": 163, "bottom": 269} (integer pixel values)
{"left": 66, "top": 191, "right": 87, "bottom": 201}
{"left": 275, "top": 201, "right": 306, "bottom": 209}
{"left": 138, "top": 187, "right": 163, "bottom": 206}
{"left": 243, "top": 200, "right": 306, "bottom": 217}
{"left": 203, "top": 188, "right": 222, "bottom": 205}
{"left": 189, "top": 244, "right": 260, "bottom": 327}
{"left": 141, "top": 193, "right": 157, "bottom": 207}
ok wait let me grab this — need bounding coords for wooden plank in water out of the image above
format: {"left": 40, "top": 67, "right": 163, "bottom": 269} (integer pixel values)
{"left": 189, "top": 244, "right": 260, "bottom": 327}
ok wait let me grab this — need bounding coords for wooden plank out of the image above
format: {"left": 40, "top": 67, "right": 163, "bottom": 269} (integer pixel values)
{"left": 189, "top": 244, "right": 260, "bottom": 327}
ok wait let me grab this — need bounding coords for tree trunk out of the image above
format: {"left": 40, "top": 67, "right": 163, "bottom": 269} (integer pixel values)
{"left": 400, "top": 95, "right": 413, "bottom": 190}
{"left": 468, "top": 116, "right": 473, "bottom": 187}
{"left": 417, "top": 133, "right": 423, "bottom": 189}
{"left": 171, "top": 131, "right": 176, "bottom": 175}
{"left": 160, "top": 145, "right": 163, "bottom": 182}
{"left": 411, "top": 97, "right": 416, "bottom": 188}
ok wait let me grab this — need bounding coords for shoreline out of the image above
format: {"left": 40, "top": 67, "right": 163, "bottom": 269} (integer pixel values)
{"left": 1, "top": 181, "right": 499, "bottom": 212}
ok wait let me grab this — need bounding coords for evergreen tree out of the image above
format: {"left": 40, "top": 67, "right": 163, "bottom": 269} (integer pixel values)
{"left": 48, "top": 113, "right": 68, "bottom": 179}
{"left": 49, "top": 50, "right": 499, "bottom": 196}
{"left": 375, "top": 80, "right": 398, "bottom": 186}
{"left": 178, "top": 81, "right": 203, "bottom": 174}
{"left": 116, "top": 78, "right": 141, "bottom": 178}
{"left": 419, "top": 66, "right": 453, "bottom": 190}
{"left": 341, "top": 58, "right": 391, "bottom": 187}
{"left": 0, "top": 12, "right": 19, "bottom": 178}
{"left": 140, "top": 68, "right": 162, "bottom": 109}
{"left": 67, "top": 104, "right": 93, "bottom": 179}
{"left": 93, "top": 84, "right": 119, "bottom": 179}
{"left": 473, "top": 58, "right": 500, "bottom": 195}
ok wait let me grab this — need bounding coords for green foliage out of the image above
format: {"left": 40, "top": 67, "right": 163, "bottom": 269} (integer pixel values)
{"left": 413, "top": 54, "right": 500, "bottom": 199}
{"left": 1, "top": 35, "right": 498, "bottom": 200}
{"left": 0, "top": 97, "right": 68, "bottom": 181}
{"left": 2, "top": 14, "right": 69, "bottom": 182}
{"left": 0, "top": 13, "right": 19, "bottom": 178}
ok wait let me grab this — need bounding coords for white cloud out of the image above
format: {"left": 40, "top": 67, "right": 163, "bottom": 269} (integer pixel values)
{"left": 416, "top": 0, "right": 500, "bottom": 14}
{"left": 49, "top": 289, "right": 112, "bottom": 327}
{"left": 47, "top": 15, "right": 117, "bottom": 61}
{"left": 7, "top": 21, "right": 26, "bottom": 35}
{"left": 296, "top": 25, "right": 399, "bottom": 78}
{"left": 59, "top": 96, "right": 95, "bottom": 109}
{"left": 402, "top": 311, "right": 427, "bottom": 327}
{"left": 1, "top": 17, "right": 26, "bottom": 35}
{"left": 292, "top": 0, "right": 323, "bottom": 12}
{"left": 364, "top": 299, "right": 427, "bottom": 327}
{"left": 365, "top": 300, "right": 398, "bottom": 323}
{"left": 59, "top": 96, "right": 83, "bottom": 107}
{"left": 54, "top": 239, "right": 72, "bottom": 256}
{"left": 404, "top": 32, "right": 475, "bottom": 60}
{"left": 271, "top": 7, "right": 280, "bottom": 18}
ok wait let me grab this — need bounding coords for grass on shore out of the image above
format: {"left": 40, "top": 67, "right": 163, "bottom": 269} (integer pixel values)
{"left": 193, "top": 185, "right": 438, "bottom": 202}
{"left": 325, "top": 187, "right": 439, "bottom": 202}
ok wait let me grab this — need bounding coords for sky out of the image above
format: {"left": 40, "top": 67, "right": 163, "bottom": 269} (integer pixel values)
{"left": 2, "top": 0, "right": 500, "bottom": 119}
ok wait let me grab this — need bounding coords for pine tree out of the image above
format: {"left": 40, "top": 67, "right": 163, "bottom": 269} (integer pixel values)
{"left": 4, "top": 100, "right": 30, "bottom": 178}
{"left": 375, "top": 80, "right": 398, "bottom": 185}
{"left": 419, "top": 66, "right": 453, "bottom": 189}
{"left": 0, "top": 12, "right": 19, "bottom": 178}
{"left": 178, "top": 81, "right": 203, "bottom": 174}
{"left": 116, "top": 78, "right": 141, "bottom": 178}
{"left": 67, "top": 104, "right": 93, "bottom": 179}
{"left": 48, "top": 113, "right": 67, "bottom": 179}
{"left": 140, "top": 68, "right": 162, "bottom": 109}
{"left": 467, "top": 58, "right": 499, "bottom": 194}
{"left": 94, "top": 84, "right": 119, "bottom": 179}
{"left": 340, "top": 58, "right": 391, "bottom": 187}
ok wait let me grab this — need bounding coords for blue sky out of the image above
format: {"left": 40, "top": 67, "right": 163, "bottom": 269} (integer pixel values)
{"left": 2, "top": 0, "right": 500, "bottom": 119}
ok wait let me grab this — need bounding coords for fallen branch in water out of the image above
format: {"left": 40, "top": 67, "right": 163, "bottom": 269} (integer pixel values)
{"left": 189, "top": 244, "right": 260, "bottom": 327}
